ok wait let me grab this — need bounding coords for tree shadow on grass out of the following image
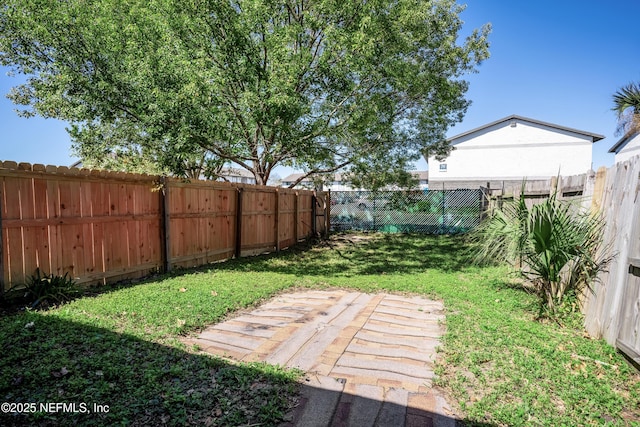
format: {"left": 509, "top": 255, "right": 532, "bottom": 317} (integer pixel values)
{"left": 0, "top": 311, "right": 498, "bottom": 427}
{"left": 281, "top": 377, "right": 497, "bottom": 427}
{"left": 213, "top": 233, "right": 474, "bottom": 278}
{"left": 0, "top": 312, "right": 298, "bottom": 426}
{"left": 15, "top": 234, "right": 476, "bottom": 308}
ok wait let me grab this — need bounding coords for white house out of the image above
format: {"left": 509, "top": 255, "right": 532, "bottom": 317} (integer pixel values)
{"left": 427, "top": 115, "right": 604, "bottom": 189}
{"left": 609, "top": 131, "right": 640, "bottom": 164}
{"left": 280, "top": 173, "right": 316, "bottom": 190}
{"left": 217, "top": 167, "right": 257, "bottom": 184}
{"left": 281, "top": 171, "right": 429, "bottom": 191}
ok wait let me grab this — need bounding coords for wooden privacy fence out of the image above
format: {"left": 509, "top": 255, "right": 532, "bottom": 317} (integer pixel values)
{"left": 487, "top": 171, "right": 596, "bottom": 211}
{"left": 486, "top": 161, "right": 640, "bottom": 365}
{"left": 0, "top": 161, "right": 328, "bottom": 292}
{"left": 583, "top": 160, "right": 640, "bottom": 365}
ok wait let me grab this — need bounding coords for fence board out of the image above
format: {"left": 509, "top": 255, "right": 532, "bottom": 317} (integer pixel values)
{"left": 240, "top": 187, "right": 277, "bottom": 256}
{"left": 584, "top": 158, "right": 640, "bottom": 348}
{"left": 4, "top": 176, "right": 28, "bottom": 284}
{"left": 167, "top": 181, "right": 237, "bottom": 268}
{"left": 617, "top": 274, "right": 640, "bottom": 363}
{"left": 278, "top": 192, "right": 296, "bottom": 248}
{"left": 297, "top": 193, "right": 314, "bottom": 239}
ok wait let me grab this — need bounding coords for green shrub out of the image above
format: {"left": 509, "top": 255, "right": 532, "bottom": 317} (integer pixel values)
{"left": 15, "top": 269, "right": 78, "bottom": 308}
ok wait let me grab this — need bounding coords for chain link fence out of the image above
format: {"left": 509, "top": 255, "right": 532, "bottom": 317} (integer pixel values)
{"left": 330, "top": 189, "right": 487, "bottom": 234}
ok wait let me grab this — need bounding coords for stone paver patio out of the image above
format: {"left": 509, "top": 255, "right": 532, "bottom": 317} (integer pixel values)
{"left": 185, "top": 290, "right": 458, "bottom": 426}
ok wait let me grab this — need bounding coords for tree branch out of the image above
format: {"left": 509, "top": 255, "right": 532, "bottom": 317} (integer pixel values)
{"left": 287, "top": 160, "right": 351, "bottom": 188}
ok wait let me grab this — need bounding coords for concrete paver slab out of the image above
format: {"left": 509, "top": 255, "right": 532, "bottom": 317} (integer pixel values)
{"left": 186, "top": 290, "right": 459, "bottom": 426}
{"left": 344, "top": 343, "right": 434, "bottom": 362}
{"left": 354, "top": 330, "right": 442, "bottom": 350}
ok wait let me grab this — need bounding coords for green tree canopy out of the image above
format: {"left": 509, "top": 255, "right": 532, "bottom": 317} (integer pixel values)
{"left": 0, "top": 0, "right": 490, "bottom": 186}
{"left": 69, "top": 120, "right": 224, "bottom": 178}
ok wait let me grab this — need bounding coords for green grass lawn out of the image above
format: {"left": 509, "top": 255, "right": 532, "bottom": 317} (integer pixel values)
{"left": 1, "top": 233, "right": 639, "bottom": 426}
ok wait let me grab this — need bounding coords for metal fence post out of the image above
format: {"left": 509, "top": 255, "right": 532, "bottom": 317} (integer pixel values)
{"left": 372, "top": 193, "right": 377, "bottom": 231}
{"left": 442, "top": 183, "right": 446, "bottom": 230}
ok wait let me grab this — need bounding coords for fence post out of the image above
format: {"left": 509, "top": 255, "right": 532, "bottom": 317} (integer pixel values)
{"left": 550, "top": 175, "right": 559, "bottom": 196}
{"left": 275, "top": 188, "right": 280, "bottom": 252}
{"left": 235, "top": 187, "right": 243, "bottom": 258}
{"left": 160, "top": 176, "right": 172, "bottom": 273}
{"left": 479, "top": 188, "right": 484, "bottom": 223}
{"left": 311, "top": 193, "right": 317, "bottom": 236}
{"left": 294, "top": 192, "right": 299, "bottom": 242}
{"left": 581, "top": 169, "right": 596, "bottom": 212}
{"left": 442, "top": 183, "right": 446, "bottom": 230}
{"left": 0, "top": 180, "right": 4, "bottom": 296}
{"left": 372, "top": 192, "right": 377, "bottom": 231}
{"left": 325, "top": 190, "right": 331, "bottom": 238}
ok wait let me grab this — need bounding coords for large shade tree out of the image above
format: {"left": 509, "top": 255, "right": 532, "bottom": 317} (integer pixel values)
{"left": 0, "top": 0, "right": 490, "bottom": 186}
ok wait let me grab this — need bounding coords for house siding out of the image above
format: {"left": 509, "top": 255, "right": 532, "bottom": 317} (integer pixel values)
{"left": 429, "top": 117, "right": 597, "bottom": 185}
{"left": 613, "top": 133, "right": 640, "bottom": 164}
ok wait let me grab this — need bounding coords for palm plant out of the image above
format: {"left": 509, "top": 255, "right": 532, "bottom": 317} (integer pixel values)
{"left": 472, "top": 188, "right": 611, "bottom": 316}
{"left": 525, "top": 194, "right": 610, "bottom": 313}
{"left": 471, "top": 192, "right": 529, "bottom": 268}
{"left": 612, "top": 82, "right": 640, "bottom": 135}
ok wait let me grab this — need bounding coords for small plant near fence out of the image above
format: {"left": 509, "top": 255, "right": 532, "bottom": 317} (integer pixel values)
{"left": 7, "top": 269, "right": 79, "bottom": 309}
{"left": 470, "top": 186, "right": 613, "bottom": 319}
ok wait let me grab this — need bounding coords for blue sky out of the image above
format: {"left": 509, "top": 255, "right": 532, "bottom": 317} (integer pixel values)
{"left": 1, "top": 1, "right": 639, "bottom": 171}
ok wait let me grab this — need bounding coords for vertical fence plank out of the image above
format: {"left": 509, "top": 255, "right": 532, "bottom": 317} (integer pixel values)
{"left": 235, "top": 187, "right": 243, "bottom": 259}
{"left": 90, "top": 179, "right": 107, "bottom": 282}
{"left": 591, "top": 167, "right": 607, "bottom": 216}
{"left": 294, "top": 192, "right": 299, "bottom": 242}
{"left": 0, "top": 178, "right": 4, "bottom": 295}
{"left": 311, "top": 194, "right": 317, "bottom": 236}
{"left": 161, "top": 177, "right": 172, "bottom": 273}
{"left": 275, "top": 189, "right": 280, "bottom": 252}
{"left": 5, "top": 176, "right": 26, "bottom": 284}
{"left": 19, "top": 177, "right": 38, "bottom": 282}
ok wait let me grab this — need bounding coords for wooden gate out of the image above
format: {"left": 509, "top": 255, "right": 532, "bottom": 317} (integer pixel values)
{"left": 616, "top": 189, "right": 640, "bottom": 365}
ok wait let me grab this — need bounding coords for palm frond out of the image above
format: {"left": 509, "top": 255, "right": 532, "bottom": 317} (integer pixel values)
{"left": 613, "top": 82, "right": 640, "bottom": 117}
